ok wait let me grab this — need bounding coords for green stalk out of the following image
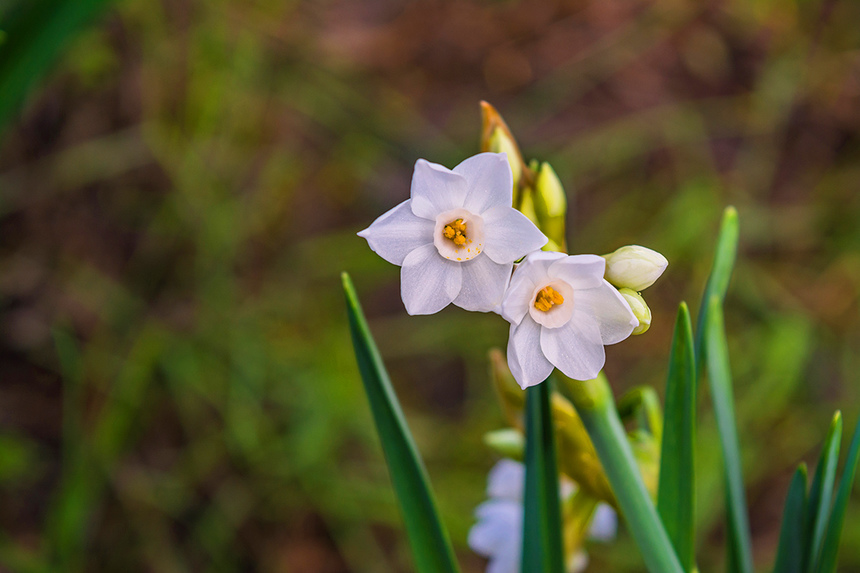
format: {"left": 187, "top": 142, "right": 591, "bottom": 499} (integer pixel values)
{"left": 521, "top": 381, "right": 565, "bottom": 573}
{"left": 559, "top": 373, "right": 684, "bottom": 573}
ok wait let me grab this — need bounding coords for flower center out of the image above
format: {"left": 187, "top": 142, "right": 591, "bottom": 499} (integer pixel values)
{"left": 433, "top": 208, "right": 484, "bottom": 262}
{"left": 442, "top": 218, "right": 468, "bottom": 247}
{"left": 534, "top": 286, "right": 564, "bottom": 312}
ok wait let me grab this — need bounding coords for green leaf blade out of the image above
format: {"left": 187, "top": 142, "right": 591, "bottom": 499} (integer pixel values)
{"left": 816, "top": 417, "right": 860, "bottom": 573}
{"left": 694, "top": 206, "right": 739, "bottom": 365}
{"left": 772, "top": 464, "right": 808, "bottom": 573}
{"left": 802, "top": 412, "right": 842, "bottom": 573}
{"left": 342, "top": 273, "right": 460, "bottom": 573}
{"left": 705, "top": 296, "right": 754, "bottom": 573}
{"left": 0, "top": 0, "right": 116, "bottom": 133}
{"left": 658, "top": 302, "right": 697, "bottom": 571}
{"left": 521, "top": 381, "right": 565, "bottom": 573}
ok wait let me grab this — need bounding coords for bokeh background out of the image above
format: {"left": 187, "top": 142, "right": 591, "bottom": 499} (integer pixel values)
{"left": 1, "top": 0, "right": 860, "bottom": 571}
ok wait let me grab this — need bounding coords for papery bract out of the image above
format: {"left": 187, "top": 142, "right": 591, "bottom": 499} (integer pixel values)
{"left": 358, "top": 153, "right": 547, "bottom": 315}
{"left": 501, "top": 252, "right": 638, "bottom": 389}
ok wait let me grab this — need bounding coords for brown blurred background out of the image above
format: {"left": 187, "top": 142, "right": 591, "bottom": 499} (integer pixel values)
{"left": 1, "top": 0, "right": 860, "bottom": 571}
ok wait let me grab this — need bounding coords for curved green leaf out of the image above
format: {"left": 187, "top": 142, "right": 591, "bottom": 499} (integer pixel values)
{"left": 816, "top": 417, "right": 860, "bottom": 573}
{"left": 658, "top": 303, "right": 697, "bottom": 571}
{"left": 694, "top": 206, "right": 739, "bottom": 365}
{"left": 803, "top": 412, "right": 842, "bottom": 572}
{"left": 342, "top": 273, "right": 460, "bottom": 573}
{"left": 0, "top": 0, "right": 115, "bottom": 133}
{"left": 705, "top": 296, "right": 753, "bottom": 573}
{"left": 521, "top": 381, "right": 565, "bottom": 573}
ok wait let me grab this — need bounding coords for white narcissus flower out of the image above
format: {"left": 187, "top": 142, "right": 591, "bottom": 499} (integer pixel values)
{"left": 468, "top": 459, "right": 615, "bottom": 573}
{"left": 358, "top": 153, "right": 548, "bottom": 315}
{"left": 501, "top": 252, "right": 638, "bottom": 389}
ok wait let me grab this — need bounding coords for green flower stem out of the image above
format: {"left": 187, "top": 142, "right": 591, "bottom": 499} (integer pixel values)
{"left": 521, "top": 381, "right": 565, "bottom": 573}
{"left": 561, "top": 373, "right": 684, "bottom": 573}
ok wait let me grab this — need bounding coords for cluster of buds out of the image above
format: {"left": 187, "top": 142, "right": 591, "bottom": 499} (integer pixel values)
{"left": 602, "top": 245, "right": 668, "bottom": 335}
{"left": 482, "top": 101, "right": 667, "bottom": 336}
{"left": 481, "top": 102, "right": 567, "bottom": 253}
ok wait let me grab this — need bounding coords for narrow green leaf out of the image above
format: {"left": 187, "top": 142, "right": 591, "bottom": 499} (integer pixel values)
{"left": 802, "top": 412, "right": 842, "bottom": 573}
{"left": 694, "top": 206, "right": 739, "bottom": 365}
{"left": 704, "top": 296, "right": 753, "bottom": 573}
{"left": 658, "top": 302, "right": 697, "bottom": 571}
{"left": 816, "top": 418, "right": 860, "bottom": 573}
{"left": 558, "top": 373, "right": 685, "bottom": 573}
{"left": 341, "top": 273, "right": 460, "bottom": 573}
{"left": 0, "top": 0, "right": 116, "bottom": 132}
{"left": 772, "top": 464, "right": 808, "bottom": 573}
{"left": 521, "top": 381, "right": 565, "bottom": 573}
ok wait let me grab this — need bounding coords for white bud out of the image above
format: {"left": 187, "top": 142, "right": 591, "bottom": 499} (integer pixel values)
{"left": 618, "top": 288, "right": 651, "bottom": 335}
{"left": 603, "top": 245, "right": 668, "bottom": 291}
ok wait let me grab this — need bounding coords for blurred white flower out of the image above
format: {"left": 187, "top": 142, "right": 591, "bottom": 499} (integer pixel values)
{"left": 500, "top": 252, "right": 638, "bottom": 388}
{"left": 468, "top": 459, "right": 615, "bottom": 573}
{"left": 358, "top": 153, "right": 547, "bottom": 315}
{"left": 602, "top": 245, "right": 668, "bottom": 292}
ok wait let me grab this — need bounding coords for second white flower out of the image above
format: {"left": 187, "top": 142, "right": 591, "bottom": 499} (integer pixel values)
{"left": 501, "top": 252, "right": 638, "bottom": 388}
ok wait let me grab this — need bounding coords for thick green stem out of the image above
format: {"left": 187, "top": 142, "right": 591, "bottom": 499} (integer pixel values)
{"left": 521, "top": 381, "right": 565, "bottom": 573}
{"left": 560, "top": 373, "right": 685, "bottom": 573}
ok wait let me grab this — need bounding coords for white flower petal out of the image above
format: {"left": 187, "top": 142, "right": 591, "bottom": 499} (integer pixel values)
{"left": 486, "top": 460, "right": 525, "bottom": 501}
{"left": 519, "top": 250, "right": 567, "bottom": 278}
{"left": 588, "top": 503, "right": 618, "bottom": 541}
{"left": 357, "top": 200, "right": 434, "bottom": 265}
{"left": 454, "top": 152, "right": 513, "bottom": 214}
{"left": 548, "top": 254, "right": 606, "bottom": 290}
{"left": 501, "top": 252, "right": 566, "bottom": 325}
{"left": 409, "top": 159, "right": 468, "bottom": 219}
{"left": 481, "top": 205, "right": 548, "bottom": 264}
{"left": 507, "top": 319, "right": 554, "bottom": 389}
{"left": 576, "top": 281, "right": 638, "bottom": 344}
{"left": 501, "top": 268, "right": 537, "bottom": 326}
{"left": 469, "top": 500, "right": 522, "bottom": 555}
{"left": 454, "top": 254, "right": 511, "bottom": 312}
{"left": 401, "top": 244, "right": 462, "bottom": 315}
{"left": 540, "top": 312, "right": 605, "bottom": 381}
{"left": 488, "top": 543, "right": 521, "bottom": 573}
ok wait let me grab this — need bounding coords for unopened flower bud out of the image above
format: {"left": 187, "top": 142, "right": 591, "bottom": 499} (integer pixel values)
{"left": 488, "top": 127, "right": 521, "bottom": 187}
{"left": 534, "top": 162, "right": 566, "bottom": 219}
{"left": 482, "top": 428, "right": 524, "bottom": 459}
{"left": 517, "top": 187, "right": 540, "bottom": 229}
{"left": 480, "top": 101, "right": 528, "bottom": 187}
{"left": 603, "top": 245, "right": 668, "bottom": 291}
{"left": 618, "top": 288, "right": 651, "bottom": 335}
{"left": 533, "top": 161, "right": 567, "bottom": 251}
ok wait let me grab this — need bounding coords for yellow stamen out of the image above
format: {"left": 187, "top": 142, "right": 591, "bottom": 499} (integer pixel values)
{"left": 534, "top": 286, "right": 564, "bottom": 312}
{"left": 443, "top": 218, "right": 469, "bottom": 248}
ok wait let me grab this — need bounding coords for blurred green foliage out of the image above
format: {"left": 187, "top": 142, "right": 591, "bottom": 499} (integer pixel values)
{"left": 1, "top": 0, "right": 860, "bottom": 571}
